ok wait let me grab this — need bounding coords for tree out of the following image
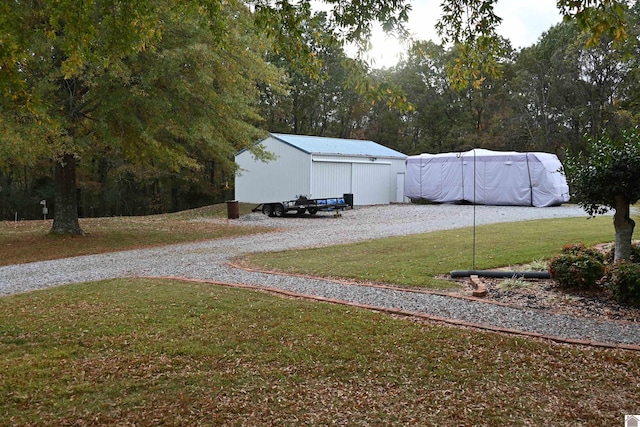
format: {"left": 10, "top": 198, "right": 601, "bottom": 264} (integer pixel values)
{"left": 437, "top": 0, "right": 630, "bottom": 87}
{"left": 564, "top": 130, "right": 640, "bottom": 262}
{"left": 260, "top": 12, "right": 368, "bottom": 138}
{"left": 1, "top": 0, "right": 411, "bottom": 234}
{"left": 1, "top": 0, "right": 232, "bottom": 234}
{"left": 393, "top": 41, "right": 456, "bottom": 154}
{"left": 80, "top": 4, "right": 280, "bottom": 217}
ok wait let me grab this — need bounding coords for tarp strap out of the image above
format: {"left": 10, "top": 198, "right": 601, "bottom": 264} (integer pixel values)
{"left": 525, "top": 153, "right": 533, "bottom": 207}
{"left": 420, "top": 156, "right": 423, "bottom": 197}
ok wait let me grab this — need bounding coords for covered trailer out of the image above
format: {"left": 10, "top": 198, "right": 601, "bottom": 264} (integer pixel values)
{"left": 404, "top": 149, "right": 570, "bottom": 207}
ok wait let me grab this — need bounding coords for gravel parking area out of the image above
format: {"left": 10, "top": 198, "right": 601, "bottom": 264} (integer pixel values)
{"left": 1, "top": 203, "right": 638, "bottom": 348}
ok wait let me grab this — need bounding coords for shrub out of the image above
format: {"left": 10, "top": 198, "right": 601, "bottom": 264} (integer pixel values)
{"left": 548, "top": 244, "right": 606, "bottom": 290}
{"left": 603, "top": 262, "right": 640, "bottom": 306}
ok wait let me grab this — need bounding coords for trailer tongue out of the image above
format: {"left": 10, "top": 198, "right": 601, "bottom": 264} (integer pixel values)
{"left": 253, "top": 196, "right": 350, "bottom": 217}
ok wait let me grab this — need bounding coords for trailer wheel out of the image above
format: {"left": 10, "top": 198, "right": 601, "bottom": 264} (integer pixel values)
{"left": 296, "top": 208, "right": 306, "bottom": 216}
{"left": 274, "top": 203, "right": 286, "bottom": 217}
{"left": 308, "top": 208, "right": 318, "bottom": 215}
{"left": 261, "top": 204, "right": 273, "bottom": 216}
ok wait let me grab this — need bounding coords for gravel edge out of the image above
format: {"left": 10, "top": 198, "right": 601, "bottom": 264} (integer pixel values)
{"left": 2, "top": 204, "right": 638, "bottom": 348}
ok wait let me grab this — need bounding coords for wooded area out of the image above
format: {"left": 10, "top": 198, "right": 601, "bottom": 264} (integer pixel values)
{"left": 1, "top": 0, "right": 638, "bottom": 222}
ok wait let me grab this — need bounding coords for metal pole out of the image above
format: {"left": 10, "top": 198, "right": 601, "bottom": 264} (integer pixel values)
{"left": 460, "top": 146, "right": 477, "bottom": 270}
{"left": 472, "top": 149, "right": 476, "bottom": 270}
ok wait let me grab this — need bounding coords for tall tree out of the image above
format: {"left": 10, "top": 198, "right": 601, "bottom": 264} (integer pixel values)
{"left": 1, "top": 0, "right": 411, "bottom": 234}
{"left": 261, "top": 12, "right": 366, "bottom": 137}
{"left": 1, "top": 0, "right": 231, "bottom": 234}
{"left": 511, "top": 23, "right": 583, "bottom": 152}
{"left": 83, "top": 3, "right": 281, "bottom": 216}
{"left": 437, "top": 0, "right": 630, "bottom": 87}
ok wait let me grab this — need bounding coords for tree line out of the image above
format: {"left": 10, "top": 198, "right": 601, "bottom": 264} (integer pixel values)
{"left": 268, "top": 3, "right": 640, "bottom": 156}
{"left": 1, "top": 0, "right": 637, "bottom": 224}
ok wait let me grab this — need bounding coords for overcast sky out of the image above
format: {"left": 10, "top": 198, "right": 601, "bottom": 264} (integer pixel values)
{"left": 358, "top": 0, "right": 563, "bottom": 68}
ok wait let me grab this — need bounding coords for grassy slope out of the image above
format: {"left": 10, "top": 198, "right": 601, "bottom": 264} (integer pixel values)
{"left": 1, "top": 278, "right": 637, "bottom": 426}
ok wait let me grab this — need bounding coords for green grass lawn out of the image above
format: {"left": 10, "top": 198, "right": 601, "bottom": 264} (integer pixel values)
{"left": 1, "top": 208, "right": 637, "bottom": 425}
{"left": 242, "top": 216, "right": 614, "bottom": 288}
{"left": 0, "top": 203, "right": 268, "bottom": 266}
{"left": 1, "top": 278, "right": 637, "bottom": 426}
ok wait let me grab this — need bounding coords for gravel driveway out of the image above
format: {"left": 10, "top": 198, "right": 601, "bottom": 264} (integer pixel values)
{"left": 1, "top": 203, "right": 638, "bottom": 348}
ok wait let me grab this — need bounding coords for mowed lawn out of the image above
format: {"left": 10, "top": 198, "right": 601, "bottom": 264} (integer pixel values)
{"left": 1, "top": 278, "right": 638, "bottom": 426}
{"left": 242, "top": 215, "right": 616, "bottom": 289}
{"left": 1, "top": 208, "right": 638, "bottom": 425}
{"left": 0, "top": 203, "right": 269, "bottom": 266}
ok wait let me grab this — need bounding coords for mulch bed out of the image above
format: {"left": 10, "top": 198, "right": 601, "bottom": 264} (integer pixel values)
{"left": 448, "top": 275, "right": 640, "bottom": 323}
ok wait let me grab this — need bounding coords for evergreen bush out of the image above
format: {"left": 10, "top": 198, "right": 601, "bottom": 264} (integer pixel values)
{"left": 548, "top": 244, "right": 605, "bottom": 290}
{"left": 603, "top": 262, "right": 640, "bottom": 306}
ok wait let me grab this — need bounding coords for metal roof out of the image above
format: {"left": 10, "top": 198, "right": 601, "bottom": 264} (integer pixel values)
{"left": 271, "top": 133, "right": 406, "bottom": 159}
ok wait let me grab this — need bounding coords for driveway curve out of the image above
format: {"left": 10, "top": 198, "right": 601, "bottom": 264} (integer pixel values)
{"left": 1, "top": 204, "right": 638, "bottom": 349}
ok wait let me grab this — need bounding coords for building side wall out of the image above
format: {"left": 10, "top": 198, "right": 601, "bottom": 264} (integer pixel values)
{"left": 235, "top": 137, "right": 311, "bottom": 203}
{"left": 388, "top": 158, "right": 407, "bottom": 203}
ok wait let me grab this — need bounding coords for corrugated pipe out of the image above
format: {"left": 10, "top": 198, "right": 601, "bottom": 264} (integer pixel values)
{"left": 450, "top": 270, "right": 550, "bottom": 279}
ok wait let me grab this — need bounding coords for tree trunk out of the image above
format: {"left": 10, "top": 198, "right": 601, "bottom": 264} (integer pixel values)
{"left": 613, "top": 195, "right": 634, "bottom": 262}
{"left": 51, "top": 153, "right": 84, "bottom": 235}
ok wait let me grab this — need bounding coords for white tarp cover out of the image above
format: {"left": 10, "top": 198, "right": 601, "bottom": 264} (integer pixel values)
{"left": 404, "top": 149, "right": 570, "bottom": 207}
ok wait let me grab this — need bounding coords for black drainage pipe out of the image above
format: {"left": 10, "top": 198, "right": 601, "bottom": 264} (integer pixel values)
{"left": 450, "top": 270, "right": 550, "bottom": 279}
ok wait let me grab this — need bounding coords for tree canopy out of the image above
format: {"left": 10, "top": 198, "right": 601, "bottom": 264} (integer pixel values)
{"left": 1, "top": 0, "right": 277, "bottom": 233}
{"left": 565, "top": 131, "right": 640, "bottom": 217}
{"left": 564, "top": 130, "right": 640, "bottom": 261}
{"left": 3, "top": 0, "right": 640, "bottom": 230}
{"left": 0, "top": 0, "right": 411, "bottom": 232}
{"left": 436, "top": 0, "right": 631, "bottom": 88}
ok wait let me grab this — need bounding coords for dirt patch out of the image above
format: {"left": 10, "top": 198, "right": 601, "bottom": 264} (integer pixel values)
{"left": 446, "top": 274, "right": 640, "bottom": 323}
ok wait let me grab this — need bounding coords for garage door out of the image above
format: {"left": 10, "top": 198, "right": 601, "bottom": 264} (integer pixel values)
{"left": 352, "top": 163, "right": 390, "bottom": 205}
{"left": 311, "top": 162, "right": 352, "bottom": 198}
{"left": 312, "top": 161, "right": 390, "bottom": 205}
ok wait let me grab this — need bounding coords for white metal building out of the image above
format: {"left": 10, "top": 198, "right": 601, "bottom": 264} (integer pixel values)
{"left": 235, "top": 133, "right": 408, "bottom": 205}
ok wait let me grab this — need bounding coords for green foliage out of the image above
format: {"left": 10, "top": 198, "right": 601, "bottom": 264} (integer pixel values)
{"left": 437, "top": 0, "right": 503, "bottom": 45}
{"left": 436, "top": 0, "right": 510, "bottom": 89}
{"left": 497, "top": 276, "right": 530, "bottom": 290}
{"left": 603, "top": 261, "right": 640, "bottom": 306}
{"left": 359, "top": 10, "right": 640, "bottom": 156}
{"left": 548, "top": 244, "right": 606, "bottom": 290}
{"left": 253, "top": 0, "right": 410, "bottom": 80}
{"left": 255, "top": 0, "right": 411, "bottom": 47}
{"left": 564, "top": 130, "right": 640, "bottom": 216}
{"left": 261, "top": 13, "right": 371, "bottom": 136}
{"left": 528, "top": 259, "right": 550, "bottom": 271}
{"left": 557, "top": 0, "right": 629, "bottom": 45}
{"left": 437, "top": 0, "right": 631, "bottom": 88}
{"left": 0, "top": 1, "right": 285, "bottom": 221}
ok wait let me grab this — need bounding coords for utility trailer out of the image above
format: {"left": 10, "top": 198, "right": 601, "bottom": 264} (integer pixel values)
{"left": 253, "top": 196, "right": 349, "bottom": 217}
